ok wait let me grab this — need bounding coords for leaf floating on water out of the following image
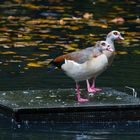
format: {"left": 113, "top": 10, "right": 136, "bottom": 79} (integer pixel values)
{"left": 0, "top": 37, "right": 9, "bottom": 42}
{"left": 127, "top": 19, "right": 140, "bottom": 24}
{"left": 48, "top": 6, "right": 66, "bottom": 11}
{"left": 3, "top": 45, "right": 10, "bottom": 48}
{"left": 72, "top": 17, "right": 82, "bottom": 20}
{"left": 83, "top": 12, "right": 93, "bottom": 20}
{"left": 58, "top": 19, "right": 66, "bottom": 25}
{"left": 39, "top": 47, "right": 49, "bottom": 51}
{"left": 110, "top": 17, "right": 125, "bottom": 24}
{"left": 14, "top": 42, "right": 25, "bottom": 48}
{"left": 14, "top": 41, "right": 39, "bottom": 47}
{"left": 32, "top": 53, "right": 48, "bottom": 57}
{"left": 121, "top": 35, "right": 140, "bottom": 47}
{"left": 39, "top": 34, "right": 59, "bottom": 39}
{"left": 26, "top": 19, "right": 58, "bottom": 25}
{"left": 27, "top": 61, "right": 48, "bottom": 68}
{"left": 115, "top": 51, "right": 128, "bottom": 55}
{"left": 89, "top": 33, "right": 96, "bottom": 37}
{"left": 125, "top": 32, "right": 140, "bottom": 37}
{"left": 58, "top": 43, "right": 78, "bottom": 51}
{"left": 69, "top": 26, "right": 81, "bottom": 31}
{"left": 22, "top": 4, "right": 43, "bottom": 9}
{"left": 25, "top": 58, "right": 37, "bottom": 61}
{"left": 5, "top": 59, "right": 22, "bottom": 63}
{"left": 133, "top": 50, "right": 140, "bottom": 55}
{"left": 113, "top": 6, "right": 124, "bottom": 11}
{"left": 88, "top": 22, "right": 108, "bottom": 28}
{"left": 7, "top": 16, "right": 18, "bottom": 20}
{"left": 17, "top": 34, "right": 32, "bottom": 40}
{"left": 0, "top": 27, "right": 8, "bottom": 31}
{"left": 0, "top": 51, "right": 16, "bottom": 55}
{"left": 68, "top": 34, "right": 86, "bottom": 39}
{"left": 27, "top": 62, "right": 42, "bottom": 68}
{"left": 13, "top": 55, "right": 27, "bottom": 59}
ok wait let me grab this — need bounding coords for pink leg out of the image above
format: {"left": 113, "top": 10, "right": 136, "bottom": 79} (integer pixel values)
{"left": 76, "top": 82, "right": 89, "bottom": 103}
{"left": 86, "top": 80, "right": 96, "bottom": 93}
{"left": 91, "top": 78, "right": 102, "bottom": 92}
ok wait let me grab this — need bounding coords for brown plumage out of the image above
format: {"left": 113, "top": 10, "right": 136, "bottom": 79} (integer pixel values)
{"left": 51, "top": 42, "right": 103, "bottom": 68}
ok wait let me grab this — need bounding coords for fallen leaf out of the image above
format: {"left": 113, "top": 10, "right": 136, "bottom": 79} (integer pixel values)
{"left": 83, "top": 12, "right": 93, "bottom": 20}
{"left": 27, "top": 62, "right": 42, "bottom": 68}
{"left": 110, "top": 17, "right": 125, "bottom": 24}
{"left": 115, "top": 51, "right": 128, "bottom": 55}
{"left": 0, "top": 51, "right": 16, "bottom": 55}
{"left": 133, "top": 50, "right": 140, "bottom": 54}
{"left": 58, "top": 19, "right": 66, "bottom": 25}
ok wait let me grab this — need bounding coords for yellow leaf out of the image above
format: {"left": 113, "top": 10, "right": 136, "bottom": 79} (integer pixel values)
{"left": 39, "top": 47, "right": 49, "bottom": 51}
{"left": 0, "top": 51, "right": 16, "bottom": 55}
{"left": 27, "top": 62, "right": 42, "bottom": 68}
{"left": 22, "top": 4, "right": 42, "bottom": 9}
{"left": 133, "top": 50, "right": 140, "bottom": 54}
{"left": 116, "top": 51, "right": 128, "bottom": 55}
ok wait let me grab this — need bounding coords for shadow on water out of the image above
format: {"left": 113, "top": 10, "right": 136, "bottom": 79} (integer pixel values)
{"left": 0, "top": 0, "right": 140, "bottom": 139}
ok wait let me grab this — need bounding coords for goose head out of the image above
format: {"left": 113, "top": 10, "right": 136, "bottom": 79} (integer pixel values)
{"left": 96, "top": 41, "right": 114, "bottom": 53}
{"left": 107, "top": 30, "right": 124, "bottom": 41}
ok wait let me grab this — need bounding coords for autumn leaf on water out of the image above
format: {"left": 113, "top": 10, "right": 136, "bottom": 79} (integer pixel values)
{"left": 32, "top": 54, "right": 48, "bottom": 57}
{"left": 115, "top": 51, "right": 128, "bottom": 55}
{"left": 133, "top": 50, "right": 140, "bottom": 55}
{"left": 83, "top": 12, "right": 93, "bottom": 20}
{"left": 27, "top": 60, "right": 50, "bottom": 68}
{"left": 125, "top": 32, "right": 140, "bottom": 37}
{"left": 5, "top": 60, "right": 22, "bottom": 63}
{"left": 39, "top": 47, "right": 49, "bottom": 51}
{"left": 88, "top": 22, "right": 108, "bottom": 28}
{"left": 58, "top": 19, "right": 66, "bottom": 25}
{"left": 110, "top": 17, "right": 125, "bottom": 24}
{"left": 127, "top": 19, "right": 140, "bottom": 24}
{"left": 0, "top": 27, "right": 8, "bottom": 31}
{"left": 14, "top": 41, "right": 39, "bottom": 47}
{"left": 22, "top": 4, "right": 43, "bottom": 9}
{"left": 27, "top": 62, "right": 43, "bottom": 68}
{"left": 0, "top": 51, "right": 16, "bottom": 55}
{"left": 26, "top": 19, "right": 58, "bottom": 25}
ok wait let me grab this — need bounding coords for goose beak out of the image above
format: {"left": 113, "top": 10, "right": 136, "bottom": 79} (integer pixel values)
{"left": 106, "top": 47, "right": 114, "bottom": 52}
{"left": 118, "top": 35, "right": 124, "bottom": 40}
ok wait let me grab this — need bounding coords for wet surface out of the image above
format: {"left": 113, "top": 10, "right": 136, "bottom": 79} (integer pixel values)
{"left": 0, "top": 88, "right": 140, "bottom": 109}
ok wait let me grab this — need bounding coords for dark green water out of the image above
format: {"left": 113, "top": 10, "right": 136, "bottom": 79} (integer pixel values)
{"left": 0, "top": 0, "right": 140, "bottom": 139}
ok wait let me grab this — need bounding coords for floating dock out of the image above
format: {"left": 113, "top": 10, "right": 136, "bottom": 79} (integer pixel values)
{"left": 0, "top": 88, "right": 140, "bottom": 123}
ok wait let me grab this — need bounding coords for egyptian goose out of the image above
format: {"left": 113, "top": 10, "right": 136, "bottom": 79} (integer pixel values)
{"left": 86, "top": 30, "right": 124, "bottom": 93}
{"left": 51, "top": 41, "right": 113, "bottom": 102}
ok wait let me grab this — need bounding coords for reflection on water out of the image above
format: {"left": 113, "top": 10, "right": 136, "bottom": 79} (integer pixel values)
{"left": 1, "top": 114, "right": 140, "bottom": 140}
{"left": 0, "top": 0, "right": 140, "bottom": 139}
{"left": 0, "top": 0, "right": 139, "bottom": 91}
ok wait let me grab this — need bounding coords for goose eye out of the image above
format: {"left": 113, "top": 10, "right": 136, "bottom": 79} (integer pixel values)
{"left": 101, "top": 42, "right": 106, "bottom": 46}
{"left": 113, "top": 32, "right": 118, "bottom": 35}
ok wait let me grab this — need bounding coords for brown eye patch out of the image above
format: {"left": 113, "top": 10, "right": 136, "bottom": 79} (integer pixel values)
{"left": 101, "top": 42, "right": 106, "bottom": 46}
{"left": 113, "top": 32, "right": 118, "bottom": 35}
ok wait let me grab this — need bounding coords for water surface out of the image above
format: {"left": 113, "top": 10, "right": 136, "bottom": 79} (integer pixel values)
{"left": 0, "top": 0, "right": 140, "bottom": 139}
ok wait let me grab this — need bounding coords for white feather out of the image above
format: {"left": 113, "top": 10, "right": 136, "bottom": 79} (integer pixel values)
{"left": 61, "top": 54, "right": 108, "bottom": 82}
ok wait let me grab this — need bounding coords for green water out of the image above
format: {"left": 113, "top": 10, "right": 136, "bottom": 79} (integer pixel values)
{"left": 0, "top": 0, "right": 140, "bottom": 139}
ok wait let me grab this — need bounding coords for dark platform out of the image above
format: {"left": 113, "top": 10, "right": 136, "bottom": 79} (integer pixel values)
{"left": 0, "top": 88, "right": 140, "bottom": 123}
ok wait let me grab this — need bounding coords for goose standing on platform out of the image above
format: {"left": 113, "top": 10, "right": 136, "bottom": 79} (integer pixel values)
{"left": 86, "top": 30, "right": 124, "bottom": 93}
{"left": 51, "top": 41, "right": 113, "bottom": 103}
